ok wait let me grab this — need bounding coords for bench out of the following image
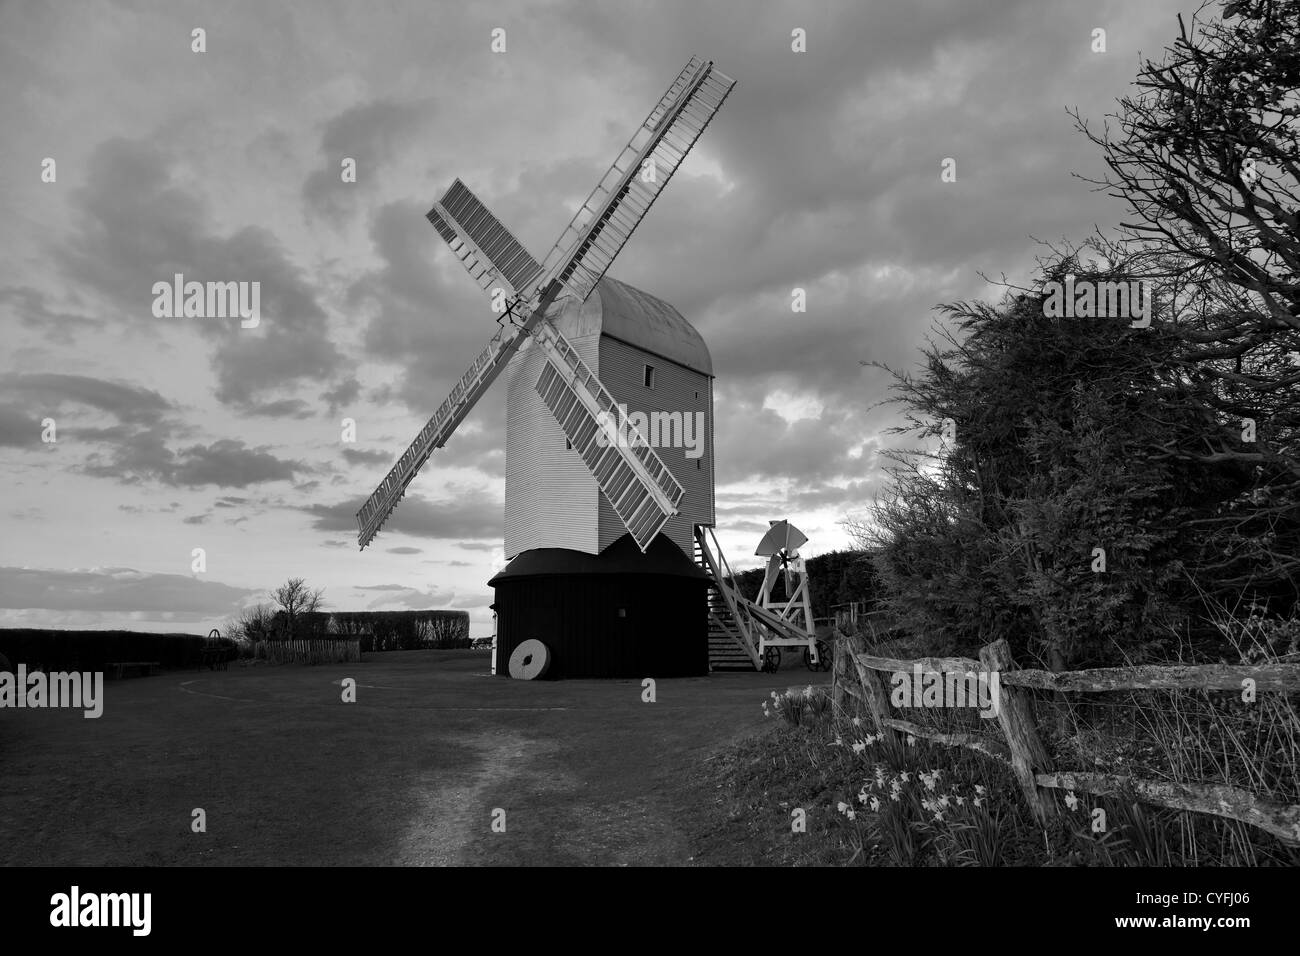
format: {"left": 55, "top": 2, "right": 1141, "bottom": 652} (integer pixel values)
{"left": 106, "top": 661, "right": 161, "bottom": 679}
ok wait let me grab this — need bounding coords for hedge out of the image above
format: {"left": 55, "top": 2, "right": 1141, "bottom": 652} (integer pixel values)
{"left": 0, "top": 630, "right": 237, "bottom": 672}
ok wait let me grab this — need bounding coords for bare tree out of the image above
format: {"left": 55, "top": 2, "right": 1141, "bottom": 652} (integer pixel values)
{"left": 272, "top": 578, "right": 325, "bottom": 640}
{"left": 1071, "top": 0, "right": 1300, "bottom": 465}
{"left": 233, "top": 603, "right": 277, "bottom": 645}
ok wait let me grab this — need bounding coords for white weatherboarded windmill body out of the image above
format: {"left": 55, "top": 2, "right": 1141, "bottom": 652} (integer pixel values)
{"left": 356, "top": 57, "right": 819, "bottom": 678}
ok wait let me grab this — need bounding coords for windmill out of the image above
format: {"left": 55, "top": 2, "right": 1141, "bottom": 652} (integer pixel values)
{"left": 752, "top": 520, "right": 826, "bottom": 672}
{"left": 356, "top": 57, "right": 744, "bottom": 678}
{"left": 356, "top": 57, "right": 733, "bottom": 554}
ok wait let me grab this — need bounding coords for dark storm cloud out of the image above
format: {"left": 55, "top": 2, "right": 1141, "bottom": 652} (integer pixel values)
{"left": 0, "top": 286, "right": 100, "bottom": 343}
{"left": 83, "top": 435, "right": 301, "bottom": 488}
{"left": 52, "top": 138, "right": 348, "bottom": 412}
{"left": 0, "top": 566, "right": 256, "bottom": 613}
{"left": 0, "top": 404, "right": 33, "bottom": 447}
{"left": 241, "top": 398, "right": 314, "bottom": 419}
{"left": 341, "top": 447, "right": 394, "bottom": 467}
{"left": 789, "top": 478, "right": 887, "bottom": 511}
{"left": 1, "top": 373, "right": 172, "bottom": 426}
{"left": 169, "top": 440, "right": 300, "bottom": 487}
{"left": 301, "top": 491, "right": 501, "bottom": 540}
{"left": 302, "top": 98, "right": 434, "bottom": 224}
{"left": 712, "top": 397, "right": 881, "bottom": 486}
{"left": 322, "top": 377, "right": 362, "bottom": 413}
{"left": 0, "top": 372, "right": 302, "bottom": 486}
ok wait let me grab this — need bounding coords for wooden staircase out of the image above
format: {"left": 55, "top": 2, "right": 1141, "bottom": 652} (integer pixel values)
{"left": 693, "top": 528, "right": 760, "bottom": 671}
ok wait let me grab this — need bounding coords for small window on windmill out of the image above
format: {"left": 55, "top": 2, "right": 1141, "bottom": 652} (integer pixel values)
{"left": 643, "top": 364, "right": 656, "bottom": 389}
{"left": 565, "top": 438, "right": 573, "bottom": 450}
{"left": 618, "top": 608, "right": 627, "bottom": 618}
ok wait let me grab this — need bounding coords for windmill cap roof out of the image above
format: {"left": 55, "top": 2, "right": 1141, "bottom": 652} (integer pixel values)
{"left": 550, "top": 276, "right": 713, "bottom": 376}
{"left": 489, "top": 532, "right": 710, "bottom": 584}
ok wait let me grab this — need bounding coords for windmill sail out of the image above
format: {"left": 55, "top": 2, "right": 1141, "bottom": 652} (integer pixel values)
{"left": 358, "top": 55, "right": 734, "bottom": 554}
{"left": 756, "top": 519, "right": 807, "bottom": 556}
{"left": 537, "top": 56, "right": 736, "bottom": 302}
{"left": 427, "top": 179, "right": 545, "bottom": 304}
{"left": 532, "top": 321, "right": 684, "bottom": 552}
{"left": 355, "top": 281, "right": 563, "bottom": 549}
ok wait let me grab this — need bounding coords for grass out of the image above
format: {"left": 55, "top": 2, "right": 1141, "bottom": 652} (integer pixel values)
{"left": 0, "top": 649, "right": 823, "bottom": 866}
{"left": 698, "top": 686, "right": 1300, "bottom": 866}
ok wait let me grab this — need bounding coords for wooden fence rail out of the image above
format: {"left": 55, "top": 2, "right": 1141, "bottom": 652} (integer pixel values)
{"left": 832, "top": 633, "right": 1300, "bottom": 846}
{"left": 256, "top": 639, "right": 361, "bottom": 665}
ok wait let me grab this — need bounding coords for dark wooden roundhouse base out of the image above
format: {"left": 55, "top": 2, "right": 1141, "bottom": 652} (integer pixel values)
{"left": 489, "top": 534, "right": 709, "bottom": 679}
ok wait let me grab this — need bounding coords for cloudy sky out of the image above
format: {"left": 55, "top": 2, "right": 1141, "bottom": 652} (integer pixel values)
{"left": 0, "top": 0, "right": 1200, "bottom": 637}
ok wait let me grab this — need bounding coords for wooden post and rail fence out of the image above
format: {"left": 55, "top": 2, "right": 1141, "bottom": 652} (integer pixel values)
{"left": 831, "top": 630, "right": 1300, "bottom": 846}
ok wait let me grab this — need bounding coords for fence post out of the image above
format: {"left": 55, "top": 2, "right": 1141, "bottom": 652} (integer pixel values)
{"left": 980, "top": 638, "right": 1055, "bottom": 824}
{"left": 832, "top": 636, "right": 846, "bottom": 715}
{"left": 845, "top": 630, "right": 899, "bottom": 742}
